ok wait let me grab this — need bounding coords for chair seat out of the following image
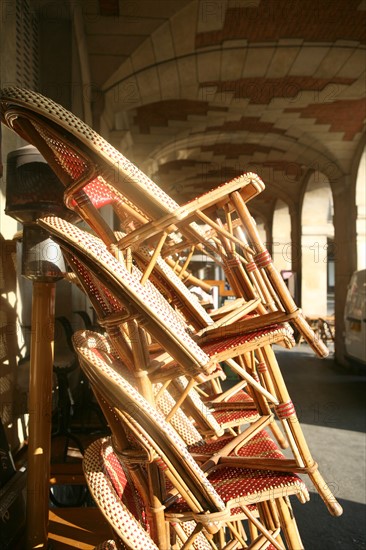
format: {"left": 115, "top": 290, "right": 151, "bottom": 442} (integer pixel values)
{"left": 166, "top": 465, "right": 307, "bottom": 514}
{"left": 188, "top": 430, "right": 285, "bottom": 460}
{"left": 211, "top": 408, "right": 259, "bottom": 426}
{"left": 201, "top": 325, "right": 292, "bottom": 361}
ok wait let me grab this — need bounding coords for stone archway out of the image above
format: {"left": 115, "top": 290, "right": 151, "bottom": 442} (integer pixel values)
{"left": 301, "top": 173, "right": 334, "bottom": 317}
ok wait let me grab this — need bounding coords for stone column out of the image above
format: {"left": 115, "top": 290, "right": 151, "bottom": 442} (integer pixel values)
{"left": 333, "top": 176, "right": 357, "bottom": 365}
{"left": 301, "top": 229, "right": 328, "bottom": 317}
{"left": 356, "top": 202, "right": 366, "bottom": 269}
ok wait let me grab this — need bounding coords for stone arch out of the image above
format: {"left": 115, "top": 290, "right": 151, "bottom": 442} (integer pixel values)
{"left": 301, "top": 172, "right": 334, "bottom": 317}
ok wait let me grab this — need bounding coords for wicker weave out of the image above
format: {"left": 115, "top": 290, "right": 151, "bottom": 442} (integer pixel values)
{"left": 39, "top": 215, "right": 296, "bottom": 392}
{"left": 0, "top": 87, "right": 343, "bottom": 539}
{"left": 0, "top": 86, "right": 329, "bottom": 361}
{"left": 84, "top": 438, "right": 158, "bottom": 550}
{"left": 39, "top": 215, "right": 214, "bottom": 377}
{"left": 75, "top": 330, "right": 308, "bottom": 548}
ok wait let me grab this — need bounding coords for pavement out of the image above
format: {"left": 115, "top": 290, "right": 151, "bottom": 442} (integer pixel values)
{"left": 272, "top": 343, "right": 366, "bottom": 549}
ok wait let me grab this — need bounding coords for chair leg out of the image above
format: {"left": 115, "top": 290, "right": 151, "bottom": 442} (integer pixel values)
{"left": 262, "top": 345, "right": 343, "bottom": 517}
{"left": 276, "top": 496, "right": 304, "bottom": 550}
{"left": 257, "top": 500, "right": 284, "bottom": 548}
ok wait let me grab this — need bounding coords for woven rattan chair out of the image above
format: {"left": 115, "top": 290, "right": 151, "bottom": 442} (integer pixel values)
{"left": 41, "top": 217, "right": 287, "bottom": 446}
{"left": 69, "top": 266, "right": 342, "bottom": 523}
{"left": 75, "top": 329, "right": 309, "bottom": 549}
{"left": 61, "top": 244, "right": 276, "bottom": 443}
{"left": 0, "top": 87, "right": 329, "bottom": 363}
{"left": 0, "top": 88, "right": 306, "bottom": 338}
{"left": 38, "top": 215, "right": 289, "bottom": 400}
{"left": 84, "top": 437, "right": 214, "bottom": 550}
{"left": 77, "top": 159, "right": 328, "bottom": 363}
{"left": 63, "top": 242, "right": 289, "bottom": 447}
{"left": 0, "top": 87, "right": 262, "bottom": 257}
{"left": 0, "top": 88, "right": 341, "bottom": 520}
{"left": 83, "top": 438, "right": 158, "bottom": 550}
{"left": 38, "top": 215, "right": 343, "bottom": 518}
{"left": 0, "top": 88, "right": 344, "bottom": 520}
{"left": 75, "top": 332, "right": 302, "bottom": 474}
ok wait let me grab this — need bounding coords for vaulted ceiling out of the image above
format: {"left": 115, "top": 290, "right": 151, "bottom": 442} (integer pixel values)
{"left": 39, "top": 0, "right": 366, "bottom": 221}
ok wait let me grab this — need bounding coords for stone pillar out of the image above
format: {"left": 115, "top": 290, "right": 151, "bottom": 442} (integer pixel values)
{"left": 272, "top": 201, "right": 292, "bottom": 273}
{"left": 290, "top": 205, "right": 302, "bottom": 305}
{"left": 301, "top": 230, "right": 328, "bottom": 317}
{"left": 333, "top": 177, "right": 357, "bottom": 365}
{"left": 356, "top": 203, "right": 366, "bottom": 269}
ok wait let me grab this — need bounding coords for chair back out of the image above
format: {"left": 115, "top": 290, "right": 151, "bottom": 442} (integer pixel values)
{"left": 74, "top": 330, "right": 227, "bottom": 518}
{"left": 38, "top": 215, "right": 215, "bottom": 379}
{"left": 83, "top": 437, "right": 158, "bottom": 550}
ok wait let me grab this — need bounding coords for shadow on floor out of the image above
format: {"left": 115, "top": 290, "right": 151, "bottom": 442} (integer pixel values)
{"left": 293, "top": 495, "right": 366, "bottom": 550}
{"left": 275, "top": 344, "right": 366, "bottom": 549}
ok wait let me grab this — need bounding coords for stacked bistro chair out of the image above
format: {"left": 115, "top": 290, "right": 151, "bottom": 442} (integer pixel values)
{"left": 37, "top": 214, "right": 342, "bottom": 519}
{"left": 75, "top": 329, "right": 309, "bottom": 550}
{"left": 0, "top": 87, "right": 327, "bottom": 355}
{"left": 38, "top": 215, "right": 289, "bottom": 434}
{"left": 0, "top": 87, "right": 343, "bottom": 548}
{"left": 60, "top": 247, "right": 264, "bottom": 442}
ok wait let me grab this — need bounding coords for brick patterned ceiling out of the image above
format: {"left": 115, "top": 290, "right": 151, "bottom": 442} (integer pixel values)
{"left": 79, "top": 0, "right": 365, "bottom": 219}
{"left": 195, "top": 0, "right": 366, "bottom": 47}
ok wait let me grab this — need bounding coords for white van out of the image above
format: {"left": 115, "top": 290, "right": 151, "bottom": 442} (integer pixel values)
{"left": 344, "top": 269, "right": 366, "bottom": 365}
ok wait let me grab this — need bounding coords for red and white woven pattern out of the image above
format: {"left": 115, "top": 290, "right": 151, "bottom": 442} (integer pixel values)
{"left": 154, "top": 384, "right": 205, "bottom": 447}
{"left": 84, "top": 177, "right": 147, "bottom": 222}
{"left": 202, "top": 326, "right": 293, "bottom": 359}
{"left": 91, "top": 439, "right": 213, "bottom": 550}
{"left": 83, "top": 438, "right": 158, "bottom": 550}
{"left": 211, "top": 407, "right": 259, "bottom": 427}
{"left": 74, "top": 330, "right": 227, "bottom": 511}
{"left": 188, "top": 430, "right": 286, "bottom": 460}
{"left": 1, "top": 87, "right": 180, "bottom": 213}
{"left": 102, "top": 442, "right": 148, "bottom": 529}
{"left": 67, "top": 254, "right": 125, "bottom": 318}
{"left": 40, "top": 216, "right": 212, "bottom": 371}
{"left": 32, "top": 120, "right": 89, "bottom": 182}
{"left": 167, "top": 463, "right": 308, "bottom": 514}
{"left": 84, "top": 177, "right": 115, "bottom": 209}
{"left": 213, "top": 389, "right": 254, "bottom": 405}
